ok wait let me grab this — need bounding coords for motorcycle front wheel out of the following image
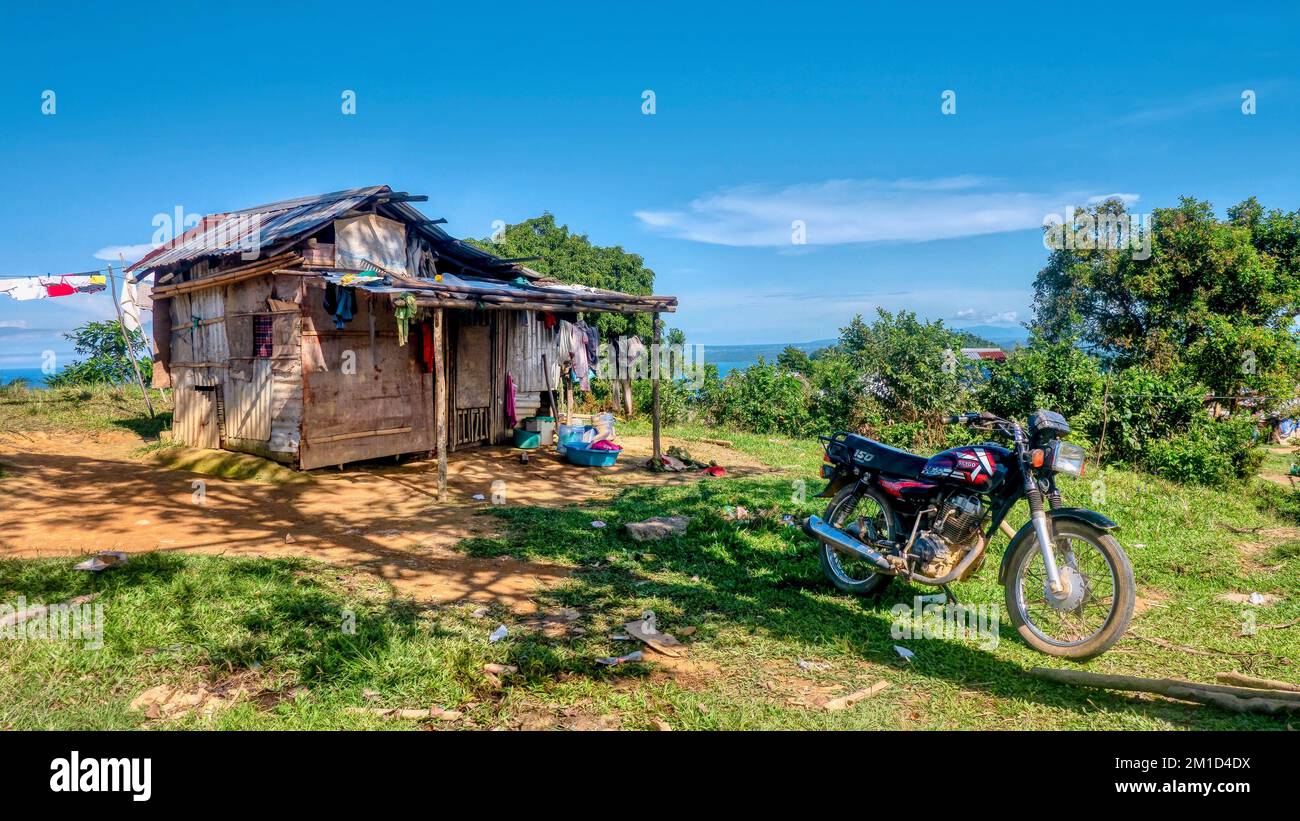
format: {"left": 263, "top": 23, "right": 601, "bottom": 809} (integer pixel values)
{"left": 1003, "top": 519, "right": 1135, "bottom": 659}
{"left": 817, "top": 485, "right": 896, "bottom": 596}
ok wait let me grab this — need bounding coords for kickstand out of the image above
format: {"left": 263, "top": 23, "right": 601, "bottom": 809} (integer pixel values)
{"left": 941, "top": 584, "right": 960, "bottom": 605}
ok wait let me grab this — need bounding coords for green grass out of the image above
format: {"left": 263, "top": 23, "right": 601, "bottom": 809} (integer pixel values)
{"left": 1, "top": 424, "right": 1296, "bottom": 730}
{"left": 138, "top": 444, "right": 307, "bottom": 484}
{"left": 0, "top": 382, "right": 170, "bottom": 438}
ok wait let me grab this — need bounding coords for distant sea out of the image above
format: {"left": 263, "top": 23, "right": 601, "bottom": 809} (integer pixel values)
{"left": 0, "top": 367, "right": 58, "bottom": 388}
{"left": 703, "top": 339, "right": 836, "bottom": 377}
{"left": 702, "top": 327, "right": 1029, "bottom": 376}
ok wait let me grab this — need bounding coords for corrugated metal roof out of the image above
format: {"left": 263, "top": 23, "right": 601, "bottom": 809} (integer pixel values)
{"left": 316, "top": 270, "right": 676, "bottom": 313}
{"left": 127, "top": 186, "right": 387, "bottom": 273}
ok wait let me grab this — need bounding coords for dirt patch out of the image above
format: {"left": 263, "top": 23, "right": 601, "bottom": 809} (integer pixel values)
{"left": 1133, "top": 588, "right": 1170, "bottom": 617}
{"left": 142, "top": 446, "right": 307, "bottom": 484}
{"left": 0, "top": 430, "right": 777, "bottom": 613}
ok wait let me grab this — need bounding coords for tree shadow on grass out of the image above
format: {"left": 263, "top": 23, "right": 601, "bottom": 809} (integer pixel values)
{"left": 463, "top": 477, "right": 1288, "bottom": 729}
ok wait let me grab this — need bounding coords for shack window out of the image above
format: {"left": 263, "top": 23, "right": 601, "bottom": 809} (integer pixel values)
{"left": 253, "top": 315, "right": 274, "bottom": 358}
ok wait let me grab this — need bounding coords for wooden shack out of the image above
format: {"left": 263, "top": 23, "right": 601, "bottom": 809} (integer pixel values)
{"left": 130, "top": 185, "right": 677, "bottom": 490}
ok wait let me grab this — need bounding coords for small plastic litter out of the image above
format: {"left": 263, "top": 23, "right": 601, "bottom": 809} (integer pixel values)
{"left": 596, "top": 650, "right": 644, "bottom": 666}
{"left": 590, "top": 520, "right": 606, "bottom": 529}
{"left": 1249, "top": 591, "right": 1268, "bottom": 606}
{"left": 489, "top": 625, "right": 508, "bottom": 643}
{"left": 797, "top": 658, "right": 829, "bottom": 672}
{"left": 893, "top": 645, "right": 915, "bottom": 663}
{"left": 74, "top": 551, "right": 128, "bottom": 573}
{"left": 472, "top": 493, "right": 486, "bottom": 501}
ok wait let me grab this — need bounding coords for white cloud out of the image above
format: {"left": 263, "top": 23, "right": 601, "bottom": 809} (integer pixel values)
{"left": 93, "top": 243, "right": 156, "bottom": 262}
{"left": 636, "top": 178, "right": 1138, "bottom": 247}
{"left": 951, "top": 308, "right": 1019, "bottom": 325}
{"left": 0, "top": 320, "right": 28, "bottom": 329}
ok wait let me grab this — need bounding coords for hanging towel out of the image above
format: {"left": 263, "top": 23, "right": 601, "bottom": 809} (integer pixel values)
{"left": 420, "top": 322, "right": 435, "bottom": 373}
{"left": 506, "top": 373, "right": 518, "bottom": 427}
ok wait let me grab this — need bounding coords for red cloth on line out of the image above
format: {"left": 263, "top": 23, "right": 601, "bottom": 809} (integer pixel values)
{"left": 45, "top": 283, "right": 75, "bottom": 297}
{"left": 420, "top": 323, "right": 435, "bottom": 373}
{"left": 506, "top": 373, "right": 518, "bottom": 427}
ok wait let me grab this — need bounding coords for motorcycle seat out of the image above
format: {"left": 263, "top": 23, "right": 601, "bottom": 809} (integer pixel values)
{"left": 829, "top": 432, "right": 929, "bottom": 479}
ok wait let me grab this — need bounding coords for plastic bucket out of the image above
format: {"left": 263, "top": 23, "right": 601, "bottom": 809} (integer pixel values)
{"left": 512, "top": 428, "right": 541, "bottom": 449}
{"left": 557, "top": 424, "right": 595, "bottom": 455}
{"left": 594, "top": 413, "right": 616, "bottom": 440}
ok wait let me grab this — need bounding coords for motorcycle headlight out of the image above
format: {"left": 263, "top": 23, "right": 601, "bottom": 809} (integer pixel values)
{"left": 1049, "top": 440, "right": 1087, "bottom": 477}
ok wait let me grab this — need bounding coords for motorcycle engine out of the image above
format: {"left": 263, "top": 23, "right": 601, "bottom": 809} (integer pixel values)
{"left": 913, "top": 493, "right": 985, "bottom": 578}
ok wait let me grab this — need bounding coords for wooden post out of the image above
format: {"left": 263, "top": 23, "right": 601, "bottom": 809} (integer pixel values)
{"left": 106, "top": 265, "right": 155, "bottom": 418}
{"left": 433, "top": 308, "right": 448, "bottom": 501}
{"left": 651, "top": 311, "right": 662, "bottom": 464}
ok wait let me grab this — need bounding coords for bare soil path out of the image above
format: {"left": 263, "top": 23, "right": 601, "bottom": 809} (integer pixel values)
{"left": 0, "top": 430, "right": 772, "bottom": 612}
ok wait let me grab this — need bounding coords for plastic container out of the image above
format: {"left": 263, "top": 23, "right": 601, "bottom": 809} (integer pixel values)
{"left": 524, "top": 415, "right": 555, "bottom": 446}
{"left": 564, "top": 443, "right": 621, "bottom": 467}
{"left": 512, "top": 428, "right": 540, "bottom": 449}
{"left": 557, "top": 424, "right": 595, "bottom": 455}
{"left": 594, "top": 412, "right": 616, "bottom": 440}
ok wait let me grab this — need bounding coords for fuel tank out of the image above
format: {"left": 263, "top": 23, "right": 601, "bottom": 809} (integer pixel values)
{"left": 921, "top": 444, "right": 1012, "bottom": 490}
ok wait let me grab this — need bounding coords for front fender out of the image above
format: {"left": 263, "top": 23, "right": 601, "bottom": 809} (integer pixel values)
{"left": 996, "top": 507, "right": 1119, "bottom": 584}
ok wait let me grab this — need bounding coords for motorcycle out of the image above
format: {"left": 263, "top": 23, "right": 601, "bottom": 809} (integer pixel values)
{"left": 802, "top": 409, "right": 1134, "bottom": 659}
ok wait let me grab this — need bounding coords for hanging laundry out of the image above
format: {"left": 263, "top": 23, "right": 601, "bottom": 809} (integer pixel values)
{"left": 506, "top": 373, "right": 518, "bottom": 428}
{"left": 567, "top": 322, "right": 590, "bottom": 391}
{"left": 323, "top": 283, "right": 357, "bottom": 330}
{"left": 0, "top": 278, "right": 46, "bottom": 300}
{"left": 420, "top": 322, "right": 436, "bottom": 373}
{"left": 393, "top": 292, "right": 418, "bottom": 346}
{"left": 45, "top": 282, "right": 76, "bottom": 297}
{"left": 119, "top": 278, "right": 153, "bottom": 333}
{"left": 575, "top": 319, "right": 599, "bottom": 366}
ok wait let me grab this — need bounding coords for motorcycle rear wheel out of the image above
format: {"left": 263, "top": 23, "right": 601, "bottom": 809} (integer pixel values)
{"left": 818, "top": 485, "right": 896, "bottom": 596}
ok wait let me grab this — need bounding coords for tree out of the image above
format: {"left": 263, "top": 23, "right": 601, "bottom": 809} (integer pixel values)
{"left": 1031, "top": 197, "right": 1300, "bottom": 408}
{"left": 47, "top": 321, "right": 150, "bottom": 387}
{"left": 836, "top": 309, "right": 976, "bottom": 423}
{"left": 776, "top": 345, "right": 812, "bottom": 375}
{"left": 469, "top": 214, "right": 656, "bottom": 340}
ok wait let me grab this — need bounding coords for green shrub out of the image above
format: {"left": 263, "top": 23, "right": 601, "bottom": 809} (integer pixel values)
{"left": 977, "top": 335, "right": 1103, "bottom": 432}
{"left": 706, "top": 359, "right": 811, "bottom": 434}
{"left": 1141, "top": 415, "right": 1263, "bottom": 486}
{"left": 1101, "top": 366, "right": 1206, "bottom": 464}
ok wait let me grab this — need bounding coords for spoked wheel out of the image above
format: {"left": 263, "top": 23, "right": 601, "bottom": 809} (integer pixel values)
{"left": 817, "top": 486, "right": 896, "bottom": 596}
{"left": 1004, "top": 519, "right": 1135, "bottom": 659}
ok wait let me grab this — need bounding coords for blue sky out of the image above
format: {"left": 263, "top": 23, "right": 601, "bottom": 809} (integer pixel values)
{"left": 2, "top": 2, "right": 1298, "bottom": 368}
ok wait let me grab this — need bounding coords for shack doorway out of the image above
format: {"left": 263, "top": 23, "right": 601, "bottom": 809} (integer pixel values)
{"left": 451, "top": 313, "right": 492, "bottom": 449}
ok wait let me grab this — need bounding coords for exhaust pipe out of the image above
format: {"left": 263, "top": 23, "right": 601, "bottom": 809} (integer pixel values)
{"left": 802, "top": 515, "right": 895, "bottom": 572}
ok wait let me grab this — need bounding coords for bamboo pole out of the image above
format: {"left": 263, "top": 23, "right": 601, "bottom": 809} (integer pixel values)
{"left": 433, "top": 308, "right": 448, "bottom": 501}
{"left": 651, "top": 312, "right": 662, "bottom": 465}
{"left": 1029, "top": 667, "right": 1300, "bottom": 714}
{"left": 106, "top": 265, "right": 155, "bottom": 418}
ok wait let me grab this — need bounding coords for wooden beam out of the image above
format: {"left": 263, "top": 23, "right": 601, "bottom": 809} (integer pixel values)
{"left": 652, "top": 311, "right": 662, "bottom": 465}
{"left": 433, "top": 308, "right": 448, "bottom": 502}
{"left": 379, "top": 193, "right": 428, "bottom": 203}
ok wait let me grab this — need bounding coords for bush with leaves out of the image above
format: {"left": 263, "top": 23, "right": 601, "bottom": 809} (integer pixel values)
{"left": 46, "top": 321, "right": 150, "bottom": 387}
{"left": 1141, "top": 415, "right": 1263, "bottom": 487}
{"left": 1099, "top": 366, "right": 1205, "bottom": 465}
{"left": 705, "top": 358, "right": 811, "bottom": 435}
{"left": 976, "top": 335, "right": 1104, "bottom": 435}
